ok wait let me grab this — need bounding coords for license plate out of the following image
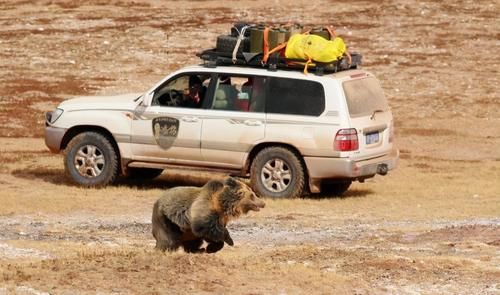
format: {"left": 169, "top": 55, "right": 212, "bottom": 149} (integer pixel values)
{"left": 366, "top": 132, "right": 379, "bottom": 144}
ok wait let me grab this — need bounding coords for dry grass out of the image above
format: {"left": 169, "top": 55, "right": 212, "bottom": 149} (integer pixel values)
{"left": 0, "top": 0, "right": 499, "bottom": 294}
{"left": 0, "top": 137, "right": 499, "bottom": 294}
{"left": 1, "top": 245, "right": 360, "bottom": 294}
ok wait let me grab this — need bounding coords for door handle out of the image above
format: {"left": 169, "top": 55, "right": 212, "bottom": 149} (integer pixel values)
{"left": 243, "top": 119, "right": 262, "bottom": 126}
{"left": 181, "top": 116, "right": 199, "bottom": 123}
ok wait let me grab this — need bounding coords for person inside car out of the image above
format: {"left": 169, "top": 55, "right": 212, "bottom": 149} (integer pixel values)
{"left": 217, "top": 75, "right": 238, "bottom": 110}
{"left": 181, "top": 75, "right": 206, "bottom": 108}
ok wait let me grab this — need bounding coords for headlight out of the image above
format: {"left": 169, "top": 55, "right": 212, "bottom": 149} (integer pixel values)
{"left": 46, "top": 108, "right": 64, "bottom": 124}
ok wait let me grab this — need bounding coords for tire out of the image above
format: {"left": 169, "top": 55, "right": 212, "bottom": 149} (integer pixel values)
{"left": 250, "top": 147, "right": 306, "bottom": 198}
{"left": 125, "top": 167, "right": 163, "bottom": 180}
{"left": 216, "top": 35, "right": 250, "bottom": 56}
{"left": 64, "top": 132, "right": 119, "bottom": 187}
{"left": 321, "top": 181, "right": 352, "bottom": 196}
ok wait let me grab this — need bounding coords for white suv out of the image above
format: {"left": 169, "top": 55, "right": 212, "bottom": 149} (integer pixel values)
{"left": 45, "top": 65, "right": 398, "bottom": 198}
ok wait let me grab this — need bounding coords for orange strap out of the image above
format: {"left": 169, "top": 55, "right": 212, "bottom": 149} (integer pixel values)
{"left": 345, "top": 50, "right": 352, "bottom": 65}
{"left": 263, "top": 27, "right": 270, "bottom": 60}
{"left": 262, "top": 42, "right": 287, "bottom": 65}
{"left": 303, "top": 54, "right": 312, "bottom": 75}
{"left": 326, "top": 26, "right": 337, "bottom": 40}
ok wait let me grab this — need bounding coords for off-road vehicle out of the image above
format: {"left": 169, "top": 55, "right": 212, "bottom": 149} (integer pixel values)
{"left": 45, "top": 65, "right": 398, "bottom": 198}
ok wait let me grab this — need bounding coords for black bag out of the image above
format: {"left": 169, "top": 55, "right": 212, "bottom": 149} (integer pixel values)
{"left": 216, "top": 35, "right": 250, "bottom": 56}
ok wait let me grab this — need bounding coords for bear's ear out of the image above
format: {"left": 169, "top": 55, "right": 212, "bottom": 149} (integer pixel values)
{"left": 223, "top": 177, "right": 240, "bottom": 189}
{"left": 204, "top": 179, "right": 224, "bottom": 193}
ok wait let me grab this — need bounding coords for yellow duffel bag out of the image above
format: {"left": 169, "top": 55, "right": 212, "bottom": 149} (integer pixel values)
{"left": 263, "top": 26, "right": 351, "bottom": 74}
{"left": 285, "top": 33, "right": 346, "bottom": 63}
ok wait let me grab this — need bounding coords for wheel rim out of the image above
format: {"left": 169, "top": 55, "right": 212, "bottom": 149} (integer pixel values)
{"left": 74, "top": 144, "right": 105, "bottom": 178}
{"left": 260, "top": 158, "right": 292, "bottom": 193}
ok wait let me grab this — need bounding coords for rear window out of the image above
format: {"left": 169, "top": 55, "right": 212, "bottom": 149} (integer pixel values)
{"left": 266, "top": 77, "right": 325, "bottom": 116}
{"left": 343, "top": 77, "right": 389, "bottom": 117}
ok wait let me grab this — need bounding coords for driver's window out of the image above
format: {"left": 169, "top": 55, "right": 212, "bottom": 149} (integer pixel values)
{"left": 152, "top": 74, "right": 210, "bottom": 108}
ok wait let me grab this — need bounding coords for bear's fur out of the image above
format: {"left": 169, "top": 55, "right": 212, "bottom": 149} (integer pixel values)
{"left": 152, "top": 176, "right": 265, "bottom": 253}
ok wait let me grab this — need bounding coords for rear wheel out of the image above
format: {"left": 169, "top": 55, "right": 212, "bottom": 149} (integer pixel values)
{"left": 64, "top": 132, "right": 119, "bottom": 187}
{"left": 250, "top": 147, "right": 305, "bottom": 198}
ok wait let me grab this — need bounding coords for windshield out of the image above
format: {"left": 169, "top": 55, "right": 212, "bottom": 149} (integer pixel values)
{"left": 342, "top": 77, "right": 389, "bottom": 117}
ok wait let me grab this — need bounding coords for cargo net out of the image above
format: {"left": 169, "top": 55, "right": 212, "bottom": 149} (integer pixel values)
{"left": 197, "top": 23, "right": 362, "bottom": 75}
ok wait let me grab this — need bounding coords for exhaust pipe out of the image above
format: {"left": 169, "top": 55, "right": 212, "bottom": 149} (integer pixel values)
{"left": 377, "top": 164, "right": 388, "bottom": 176}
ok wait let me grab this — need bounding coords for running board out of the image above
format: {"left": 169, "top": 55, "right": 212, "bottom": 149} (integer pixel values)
{"left": 127, "top": 161, "right": 244, "bottom": 176}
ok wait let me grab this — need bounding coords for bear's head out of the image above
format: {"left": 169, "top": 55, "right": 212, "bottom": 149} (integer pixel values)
{"left": 213, "top": 177, "right": 265, "bottom": 220}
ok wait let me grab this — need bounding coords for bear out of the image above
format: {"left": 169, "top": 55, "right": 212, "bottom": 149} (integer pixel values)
{"left": 151, "top": 176, "right": 265, "bottom": 253}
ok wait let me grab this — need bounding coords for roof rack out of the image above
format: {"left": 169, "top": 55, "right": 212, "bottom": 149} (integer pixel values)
{"left": 197, "top": 48, "right": 362, "bottom": 75}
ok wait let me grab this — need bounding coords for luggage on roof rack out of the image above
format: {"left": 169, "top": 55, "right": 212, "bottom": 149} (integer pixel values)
{"left": 197, "top": 23, "right": 362, "bottom": 74}
{"left": 196, "top": 48, "right": 362, "bottom": 74}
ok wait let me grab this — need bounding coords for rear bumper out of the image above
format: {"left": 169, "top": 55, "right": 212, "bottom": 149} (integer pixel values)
{"left": 304, "top": 148, "right": 399, "bottom": 179}
{"left": 45, "top": 126, "right": 67, "bottom": 153}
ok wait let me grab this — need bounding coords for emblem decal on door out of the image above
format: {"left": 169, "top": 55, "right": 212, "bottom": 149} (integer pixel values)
{"left": 152, "top": 117, "right": 179, "bottom": 149}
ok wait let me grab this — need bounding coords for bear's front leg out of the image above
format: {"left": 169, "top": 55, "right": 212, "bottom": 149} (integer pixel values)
{"left": 204, "top": 227, "right": 234, "bottom": 253}
{"left": 191, "top": 212, "right": 226, "bottom": 242}
{"left": 205, "top": 240, "right": 225, "bottom": 253}
{"left": 182, "top": 238, "right": 205, "bottom": 253}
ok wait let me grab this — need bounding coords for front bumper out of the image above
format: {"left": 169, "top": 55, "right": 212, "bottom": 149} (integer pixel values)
{"left": 45, "top": 126, "right": 67, "bottom": 153}
{"left": 304, "top": 147, "right": 399, "bottom": 179}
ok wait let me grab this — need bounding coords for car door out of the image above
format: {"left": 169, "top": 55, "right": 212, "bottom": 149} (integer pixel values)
{"left": 200, "top": 74, "right": 267, "bottom": 169}
{"left": 130, "top": 73, "right": 212, "bottom": 164}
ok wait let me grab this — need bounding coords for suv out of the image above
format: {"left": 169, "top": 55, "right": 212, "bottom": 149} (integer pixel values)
{"left": 45, "top": 65, "right": 398, "bottom": 198}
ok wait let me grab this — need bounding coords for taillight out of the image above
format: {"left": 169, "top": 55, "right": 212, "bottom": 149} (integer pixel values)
{"left": 334, "top": 128, "right": 359, "bottom": 151}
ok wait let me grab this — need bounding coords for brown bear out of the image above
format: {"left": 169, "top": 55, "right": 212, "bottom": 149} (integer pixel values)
{"left": 152, "top": 176, "right": 265, "bottom": 253}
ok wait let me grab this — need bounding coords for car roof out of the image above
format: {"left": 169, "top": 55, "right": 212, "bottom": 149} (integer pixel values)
{"left": 178, "top": 64, "right": 371, "bottom": 81}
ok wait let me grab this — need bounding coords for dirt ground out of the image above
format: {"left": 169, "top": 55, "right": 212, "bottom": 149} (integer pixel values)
{"left": 0, "top": 0, "right": 499, "bottom": 294}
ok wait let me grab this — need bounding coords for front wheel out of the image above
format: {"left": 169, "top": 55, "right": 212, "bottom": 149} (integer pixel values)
{"left": 64, "top": 132, "right": 119, "bottom": 187}
{"left": 250, "top": 147, "right": 306, "bottom": 198}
